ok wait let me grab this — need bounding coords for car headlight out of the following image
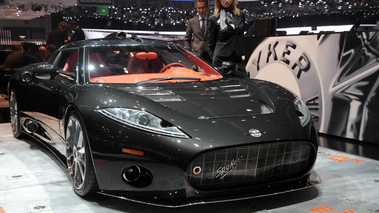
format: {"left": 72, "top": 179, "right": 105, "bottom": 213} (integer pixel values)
{"left": 294, "top": 97, "right": 311, "bottom": 127}
{"left": 98, "top": 108, "right": 189, "bottom": 138}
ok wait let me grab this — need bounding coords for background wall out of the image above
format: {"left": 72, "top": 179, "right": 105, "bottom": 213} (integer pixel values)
{"left": 0, "top": 17, "right": 51, "bottom": 41}
{"left": 245, "top": 31, "right": 379, "bottom": 145}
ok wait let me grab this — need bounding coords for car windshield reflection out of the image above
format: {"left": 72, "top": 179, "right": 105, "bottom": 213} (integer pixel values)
{"left": 86, "top": 45, "right": 222, "bottom": 84}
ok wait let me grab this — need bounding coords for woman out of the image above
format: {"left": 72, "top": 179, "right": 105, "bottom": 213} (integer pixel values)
{"left": 207, "top": 0, "right": 247, "bottom": 78}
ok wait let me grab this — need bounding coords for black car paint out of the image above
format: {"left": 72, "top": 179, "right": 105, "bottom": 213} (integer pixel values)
{"left": 8, "top": 38, "right": 319, "bottom": 206}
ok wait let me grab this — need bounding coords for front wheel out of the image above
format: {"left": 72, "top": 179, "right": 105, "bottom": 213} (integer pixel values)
{"left": 65, "top": 111, "right": 98, "bottom": 197}
{"left": 9, "top": 89, "right": 24, "bottom": 139}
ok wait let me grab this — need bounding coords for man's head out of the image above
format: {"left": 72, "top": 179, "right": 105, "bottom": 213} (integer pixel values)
{"left": 69, "top": 21, "right": 78, "bottom": 31}
{"left": 38, "top": 46, "right": 47, "bottom": 55}
{"left": 196, "top": 0, "right": 209, "bottom": 18}
{"left": 58, "top": 21, "right": 67, "bottom": 29}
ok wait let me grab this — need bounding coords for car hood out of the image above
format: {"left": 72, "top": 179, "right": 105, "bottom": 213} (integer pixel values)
{"left": 115, "top": 79, "right": 288, "bottom": 119}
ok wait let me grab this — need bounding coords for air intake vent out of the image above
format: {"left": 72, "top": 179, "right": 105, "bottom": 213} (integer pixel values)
{"left": 130, "top": 86, "right": 185, "bottom": 102}
{"left": 187, "top": 141, "right": 316, "bottom": 191}
{"left": 219, "top": 84, "right": 251, "bottom": 98}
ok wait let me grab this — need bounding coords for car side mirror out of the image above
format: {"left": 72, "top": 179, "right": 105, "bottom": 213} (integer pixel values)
{"left": 35, "top": 69, "right": 58, "bottom": 80}
{"left": 21, "top": 69, "right": 58, "bottom": 83}
{"left": 217, "top": 61, "right": 238, "bottom": 76}
{"left": 21, "top": 64, "right": 58, "bottom": 83}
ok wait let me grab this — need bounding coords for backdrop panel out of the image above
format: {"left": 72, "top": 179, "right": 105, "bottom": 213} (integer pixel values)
{"left": 245, "top": 31, "right": 379, "bottom": 144}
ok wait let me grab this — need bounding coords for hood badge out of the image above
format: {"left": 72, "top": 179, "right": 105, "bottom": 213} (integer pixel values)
{"left": 248, "top": 129, "right": 262, "bottom": 137}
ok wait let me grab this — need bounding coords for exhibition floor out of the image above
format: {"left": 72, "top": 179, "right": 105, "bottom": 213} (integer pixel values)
{"left": 1, "top": 94, "right": 379, "bottom": 212}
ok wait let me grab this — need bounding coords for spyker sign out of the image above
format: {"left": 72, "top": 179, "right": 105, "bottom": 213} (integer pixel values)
{"left": 246, "top": 35, "right": 325, "bottom": 132}
{"left": 246, "top": 32, "right": 379, "bottom": 144}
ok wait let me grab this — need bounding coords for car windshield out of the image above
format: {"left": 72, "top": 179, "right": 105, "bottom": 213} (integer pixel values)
{"left": 86, "top": 44, "right": 223, "bottom": 84}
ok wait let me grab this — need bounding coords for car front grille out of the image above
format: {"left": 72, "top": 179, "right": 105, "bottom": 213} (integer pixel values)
{"left": 186, "top": 141, "right": 316, "bottom": 191}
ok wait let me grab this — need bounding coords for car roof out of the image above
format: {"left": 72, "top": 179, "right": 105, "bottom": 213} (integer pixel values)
{"left": 62, "top": 37, "right": 174, "bottom": 49}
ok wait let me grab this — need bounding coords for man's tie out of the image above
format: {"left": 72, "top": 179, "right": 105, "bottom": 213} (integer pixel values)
{"left": 201, "top": 19, "right": 205, "bottom": 35}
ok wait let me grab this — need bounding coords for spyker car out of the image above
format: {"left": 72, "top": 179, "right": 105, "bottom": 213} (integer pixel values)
{"left": 8, "top": 37, "right": 320, "bottom": 207}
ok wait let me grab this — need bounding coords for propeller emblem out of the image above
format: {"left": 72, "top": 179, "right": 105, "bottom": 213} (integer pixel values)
{"left": 249, "top": 129, "right": 262, "bottom": 137}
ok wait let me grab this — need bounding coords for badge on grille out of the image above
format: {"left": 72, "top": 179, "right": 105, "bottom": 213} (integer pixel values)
{"left": 248, "top": 128, "right": 262, "bottom": 137}
{"left": 215, "top": 156, "right": 242, "bottom": 180}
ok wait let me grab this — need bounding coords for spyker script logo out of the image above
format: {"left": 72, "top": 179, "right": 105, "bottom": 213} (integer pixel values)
{"left": 215, "top": 156, "right": 242, "bottom": 180}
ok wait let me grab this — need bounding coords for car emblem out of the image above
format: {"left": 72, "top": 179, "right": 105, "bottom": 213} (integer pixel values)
{"left": 215, "top": 156, "right": 242, "bottom": 180}
{"left": 248, "top": 129, "right": 262, "bottom": 137}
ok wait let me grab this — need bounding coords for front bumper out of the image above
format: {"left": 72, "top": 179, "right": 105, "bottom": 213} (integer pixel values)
{"left": 90, "top": 139, "right": 320, "bottom": 207}
{"left": 97, "top": 170, "right": 321, "bottom": 207}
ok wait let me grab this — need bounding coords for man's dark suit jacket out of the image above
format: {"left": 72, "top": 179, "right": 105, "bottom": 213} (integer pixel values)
{"left": 0, "top": 51, "right": 36, "bottom": 69}
{"left": 46, "top": 27, "right": 68, "bottom": 49}
{"left": 208, "top": 11, "right": 245, "bottom": 59}
{"left": 70, "top": 27, "right": 85, "bottom": 42}
{"left": 184, "top": 15, "right": 212, "bottom": 58}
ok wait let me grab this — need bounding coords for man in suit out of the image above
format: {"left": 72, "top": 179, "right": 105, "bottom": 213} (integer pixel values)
{"left": 68, "top": 21, "right": 85, "bottom": 43}
{"left": 0, "top": 46, "right": 36, "bottom": 69}
{"left": 184, "top": 0, "right": 212, "bottom": 63}
{"left": 46, "top": 21, "right": 68, "bottom": 49}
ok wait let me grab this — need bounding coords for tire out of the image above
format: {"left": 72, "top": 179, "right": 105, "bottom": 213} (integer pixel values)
{"left": 65, "top": 111, "right": 98, "bottom": 197}
{"left": 9, "top": 89, "right": 25, "bottom": 139}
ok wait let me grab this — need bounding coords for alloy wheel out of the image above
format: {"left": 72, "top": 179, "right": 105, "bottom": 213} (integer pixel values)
{"left": 66, "top": 115, "right": 86, "bottom": 190}
{"left": 9, "top": 90, "right": 23, "bottom": 138}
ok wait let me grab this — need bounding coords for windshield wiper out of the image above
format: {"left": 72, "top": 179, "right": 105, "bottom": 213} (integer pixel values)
{"left": 136, "top": 77, "right": 201, "bottom": 85}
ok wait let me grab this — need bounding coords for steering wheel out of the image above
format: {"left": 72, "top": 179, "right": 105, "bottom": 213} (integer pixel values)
{"left": 159, "top": 63, "right": 186, "bottom": 73}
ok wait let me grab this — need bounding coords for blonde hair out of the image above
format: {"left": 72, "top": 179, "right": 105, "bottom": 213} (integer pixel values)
{"left": 214, "top": 0, "right": 240, "bottom": 18}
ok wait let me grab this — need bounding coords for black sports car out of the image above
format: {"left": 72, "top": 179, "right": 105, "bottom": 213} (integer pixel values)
{"left": 8, "top": 37, "right": 320, "bottom": 207}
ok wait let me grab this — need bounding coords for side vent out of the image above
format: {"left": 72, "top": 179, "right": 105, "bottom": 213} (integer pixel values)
{"left": 219, "top": 84, "right": 251, "bottom": 98}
